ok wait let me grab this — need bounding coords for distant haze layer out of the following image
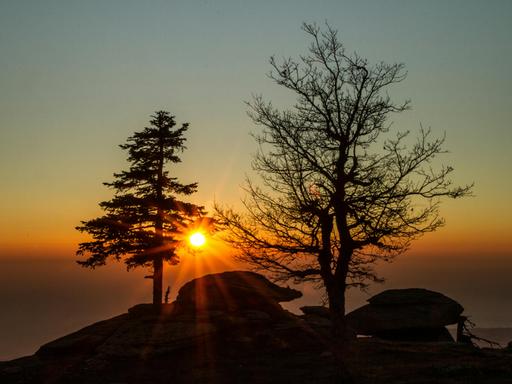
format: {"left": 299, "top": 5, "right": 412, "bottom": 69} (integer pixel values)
{"left": 1, "top": 251, "right": 511, "bottom": 361}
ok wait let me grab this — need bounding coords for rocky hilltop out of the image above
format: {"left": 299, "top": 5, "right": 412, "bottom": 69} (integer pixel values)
{"left": 1, "top": 271, "right": 512, "bottom": 384}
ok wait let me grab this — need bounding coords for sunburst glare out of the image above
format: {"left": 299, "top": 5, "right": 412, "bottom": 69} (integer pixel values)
{"left": 189, "top": 232, "right": 206, "bottom": 247}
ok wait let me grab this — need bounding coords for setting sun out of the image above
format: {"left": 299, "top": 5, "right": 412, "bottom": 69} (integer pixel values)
{"left": 189, "top": 232, "right": 206, "bottom": 247}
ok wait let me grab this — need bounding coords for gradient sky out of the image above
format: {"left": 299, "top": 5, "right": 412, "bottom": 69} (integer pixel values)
{"left": 1, "top": 0, "right": 511, "bottom": 359}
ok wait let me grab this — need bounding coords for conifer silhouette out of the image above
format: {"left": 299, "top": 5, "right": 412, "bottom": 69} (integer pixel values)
{"left": 77, "top": 111, "right": 204, "bottom": 305}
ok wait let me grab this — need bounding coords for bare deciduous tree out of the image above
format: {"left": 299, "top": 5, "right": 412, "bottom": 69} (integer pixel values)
{"left": 216, "top": 23, "right": 472, "bottom": 334}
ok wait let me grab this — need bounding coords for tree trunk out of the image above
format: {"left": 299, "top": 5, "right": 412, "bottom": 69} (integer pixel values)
{"left": 325, "top": 278, "right": 355, "bottom": 383}
{"left": 326, "top": 279, "right": 349, "bottom": 339}
{"left": 153, "top": 126, "right": 165, "bottom": 306}
{"left": 317, "top": 212, "right": 351, "bottom": 340}
{"left": 152, "top": 255, "right": 163, "bottom": 305}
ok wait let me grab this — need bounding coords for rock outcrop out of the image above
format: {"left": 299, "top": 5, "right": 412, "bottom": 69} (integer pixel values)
{"left": 1, "top": 271, "right": 335, "bottom": 384}
{"left": 2, "top": 278, "right": 512, "bottom": 384}
{"left": 300, "top": 305, "right": 330, "bottom": 318}
{"left": 346, "top": 288, "right": 464, "bottom": 342}
{"left": 175, "top": 270, "right": 302, "bottom": 313}
{"left": 36, "top": 271, "right": 305, "bottom": 362}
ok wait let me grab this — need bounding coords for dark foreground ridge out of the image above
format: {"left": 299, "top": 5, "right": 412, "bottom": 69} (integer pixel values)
{"left": 2, "top": 271, "right": 512, "bottom": 384}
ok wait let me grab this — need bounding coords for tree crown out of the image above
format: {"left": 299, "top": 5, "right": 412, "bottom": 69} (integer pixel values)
{"left": 217, "top": 23, "right": 472, "bottom": 288}
{"left": 77, "top": 111, "right": 204, "bottom": 270}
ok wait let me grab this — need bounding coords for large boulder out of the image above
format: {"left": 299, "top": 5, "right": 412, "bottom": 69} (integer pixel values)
{"left": 175, "top": 271, "right": 302, "bottom": 313}
{"left": 368, "top": 288, "right": 463, "bottom": 309}
{"left": 346, "top": 288, "right": 464, "bottom": 338}
{"left": 300, "top": 306, "right": 330, "bottom": 318}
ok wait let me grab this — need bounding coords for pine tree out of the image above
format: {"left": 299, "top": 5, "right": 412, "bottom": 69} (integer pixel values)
{"left": 76, "top": 111, "right": 204, "bottom": 305}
